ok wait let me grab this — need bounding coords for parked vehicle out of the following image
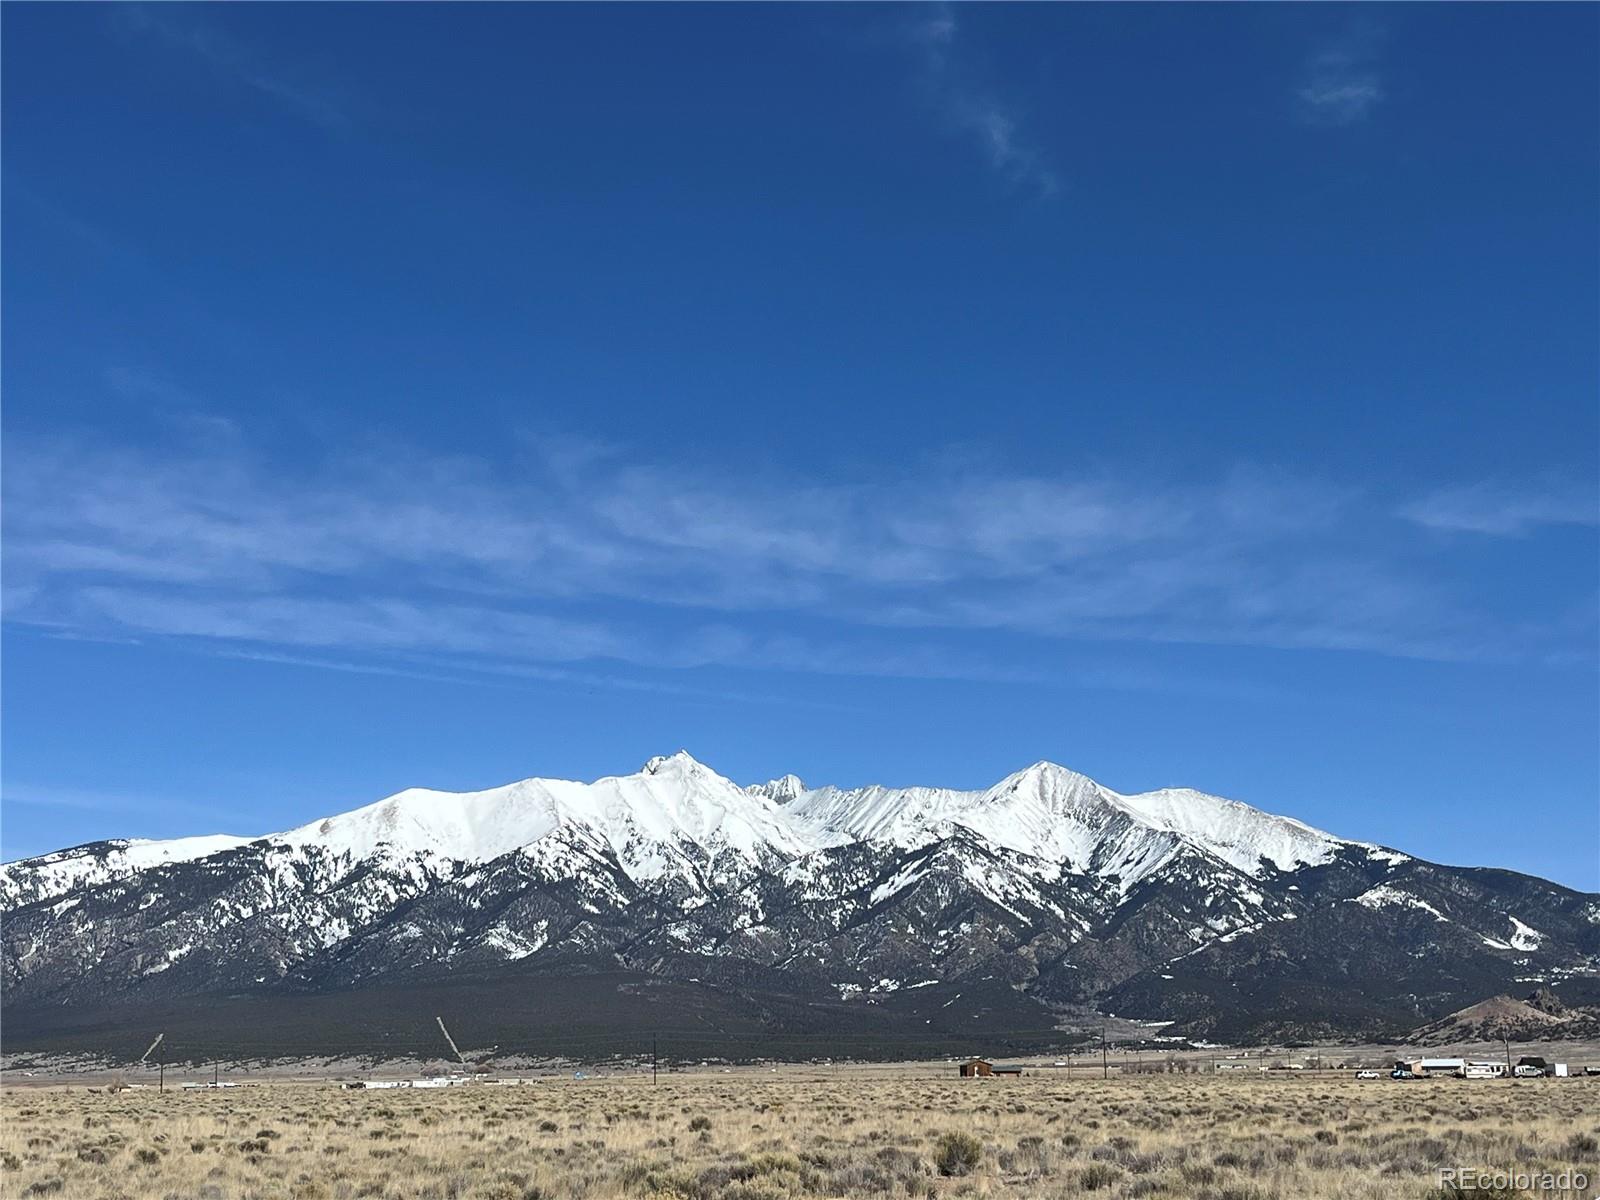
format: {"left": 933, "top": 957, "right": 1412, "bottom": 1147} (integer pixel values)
{"left": 1390, "top": 1069, "right": 1416, "bottom": 1080}
{"left": 1355, "top": 1070, "right": 1380, "bottom": 1079}
{"left": 1584, "top": 1066, "right": 1600, "bottom": 1076}
{"left": 1513, "top": 1064, "right": 1545, "bottom": 1078}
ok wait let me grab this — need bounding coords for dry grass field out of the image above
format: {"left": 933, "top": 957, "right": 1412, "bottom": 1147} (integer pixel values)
{"left": 2, "top": 1073, "right": 1596, "bottom": 1200}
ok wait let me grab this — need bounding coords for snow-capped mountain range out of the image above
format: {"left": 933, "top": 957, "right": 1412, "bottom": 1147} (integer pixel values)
{"left": 4, "top": 752, "right": 1362, "bottom": 907}
{"left": 4, "top": 753, "right": 1596, "bottom": 1051}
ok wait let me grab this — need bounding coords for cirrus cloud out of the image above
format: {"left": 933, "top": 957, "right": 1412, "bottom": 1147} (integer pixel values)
{"left": 4, "top": 420, "right": 1593, "bottom": 683}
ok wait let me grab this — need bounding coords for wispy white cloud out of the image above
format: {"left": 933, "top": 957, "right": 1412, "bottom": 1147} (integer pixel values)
{"left": 1399, "top": 481, "right": 1600, "bottom": 537}
{"left": 117, "top": 5, "right": 353, "bottom": 133}
{"left": 105, "top": 367, "right": 244, "bottom": 444}
{"left": 903, "top": 4, "right": 1059, "bottom": 198}
{"left": 1296, "top": 25, "right": 1385, "bottom": 126}
{"left": 0, "top": 782, "right": 225, "bottom": 822}
{"left": 4, "top": 422, "right": 1590, "bottom": 678}
{"left": 203, "top": 647, "right": 867, "bottom": 712}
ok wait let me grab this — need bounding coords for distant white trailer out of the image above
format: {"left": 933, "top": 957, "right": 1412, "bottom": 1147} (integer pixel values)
{"left": 1417, "top": 1058, "right": 1466, "bottom": 1078}
{"left": 1552, "top": 1064, "right": 1569, "bottom": 1077}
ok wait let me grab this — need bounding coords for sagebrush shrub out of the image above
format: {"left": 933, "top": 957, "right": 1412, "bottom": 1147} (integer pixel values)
{"left": 933, "top": 1130, "right": 983, "bottom": 1177}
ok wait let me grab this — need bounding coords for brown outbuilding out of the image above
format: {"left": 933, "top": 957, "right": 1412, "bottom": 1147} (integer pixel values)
{"left": 958, "top": 1059, "right": 1023, "bottom": 1077}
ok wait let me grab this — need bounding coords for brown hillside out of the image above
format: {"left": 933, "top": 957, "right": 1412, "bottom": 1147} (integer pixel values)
{"left": 1408, "top": 991, "right": 1600, "bottom": 1045}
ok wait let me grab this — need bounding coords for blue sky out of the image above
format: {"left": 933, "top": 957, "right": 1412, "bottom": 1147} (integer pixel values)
{"left": 3, "top": 4, "right": 1596, "bottom": 888}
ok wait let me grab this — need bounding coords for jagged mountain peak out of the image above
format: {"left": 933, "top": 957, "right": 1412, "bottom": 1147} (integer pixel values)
{"left": 1113, "top": 785, "right": 1346, "bottom": 877}
{"left": 773, "top": 758, "right": 1356, "bottom": 887}
{"left": 280, "top": 754, "right": 807, "bottom": 875}
{"left": 744, "top": 774, "right": 807, "bottom": 804}
{"left": 980, "top": 760, "right": 1108, "bottom": 819}
{"left": 1004, "top": 758, "right": 1096, "bottom": 787}
{"left": 639, "top": 750, "right": 709, "bottom": 777}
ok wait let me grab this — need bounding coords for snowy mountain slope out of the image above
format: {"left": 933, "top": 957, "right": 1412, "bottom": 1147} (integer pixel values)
{"left": 3, "top": 752, "right": 1595, "bottom": 1046}
{"left": 265, "top": 749, "right": 808, "bottom": 884}
{"left": 777, "top": 760, "right": 1352, "bottom": 889}
{"left": 2, "top": 753, "right": 1364, "bottom": 905}
{"left": 1111, "top": 786, "right": 1346, "bottom": 878}
{"left": 0, "top": 835, "right": 250, "bottom": 910}
{"left": 0, "top": 752, "right": 802, "bottom": 910}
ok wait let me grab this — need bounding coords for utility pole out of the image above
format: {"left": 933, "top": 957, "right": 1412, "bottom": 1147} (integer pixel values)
{"left": 436, "top": 1017, "right": 467, "bottom": 1067}
{"left": 158, "top": 1062, "right": 164, "bottom": 1095}
{"left": 213, "top": 1061, "right": 219, "bottom": 1088}
{"left": 139, "top": 1033, "right": 165, "bottom": 1094}
{"left": 652, "top": 1037, "right": 658, "bottom": 1085}
{"left": 1101, "top": 1028, "right": 1108, "bottom": 1080}
{"left": 1501, "top": 1024, "right": 1513, "bottom": 1076}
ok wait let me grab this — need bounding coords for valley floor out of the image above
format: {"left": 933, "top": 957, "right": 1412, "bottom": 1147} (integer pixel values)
{"left": 3, "top": 1072, "right": 1598, "bottom": 1200}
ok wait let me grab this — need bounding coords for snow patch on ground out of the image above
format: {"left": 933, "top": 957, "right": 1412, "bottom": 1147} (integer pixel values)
{"left": 1508, "top": 917, "right": 1543, "bottom": 951}
{"left": 1348, "top": 885, "right": 1447, "bottom": 922}
{"left": 480, "top": 925, "right": 549, "bottom": 959}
